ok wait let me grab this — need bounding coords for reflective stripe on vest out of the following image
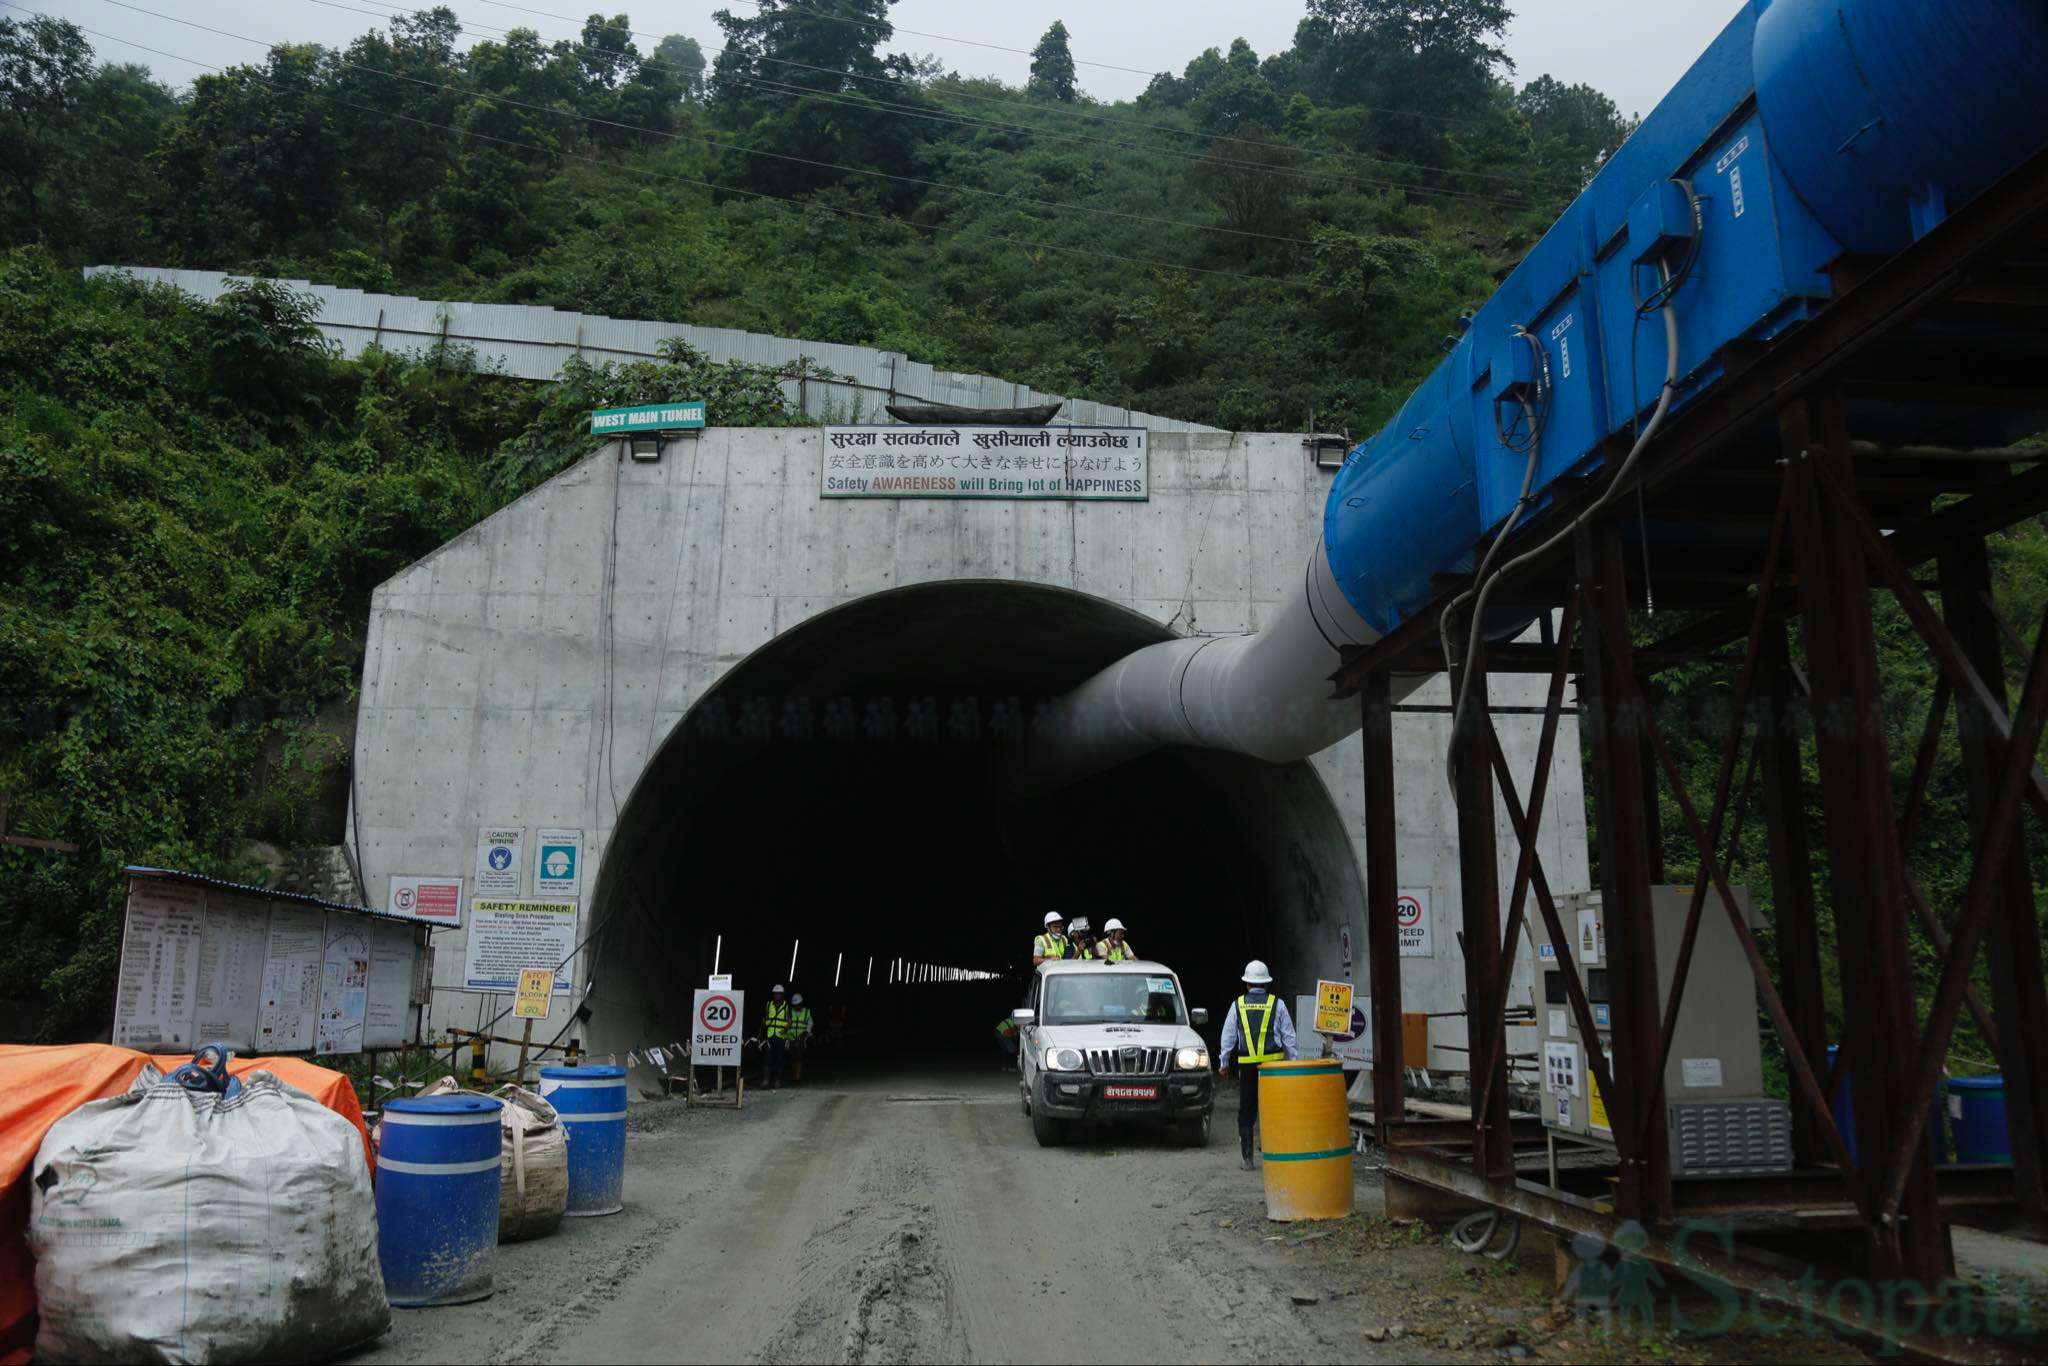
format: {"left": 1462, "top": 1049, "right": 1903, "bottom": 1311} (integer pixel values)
{"left": 1034, "top": 933, "right": 1069, "bottom": 959}
{"left": 766, "top": 1001, "right": 794, "bottom": 1039}
{"left": 1097, "top": 941, "right": 1132, "bottom": 962}
{"left": 1235, "top": 996, "right": 1283, "bottom": 1064}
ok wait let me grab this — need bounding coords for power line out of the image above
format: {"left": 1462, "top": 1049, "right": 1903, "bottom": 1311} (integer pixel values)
{"left": 32, "top": 7, "right": 1331, "bottom": 292}
{"left": 328, "top": 0, "right": 1571, "bottom": 196}
{"left": 102, "top": 0, "right": 1327, "bottom": 244}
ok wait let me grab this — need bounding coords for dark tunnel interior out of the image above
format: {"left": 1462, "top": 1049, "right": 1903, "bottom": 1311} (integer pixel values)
{"left": 585, "top": 581, "right": 1363, "bottom": 1070}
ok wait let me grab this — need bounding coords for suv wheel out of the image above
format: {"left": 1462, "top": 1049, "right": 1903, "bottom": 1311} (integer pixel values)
{"left": 1031, "top": 1102, "right": 1067, "bottom": 1147}
{"left": 1179, "top": 1112, "right": 1211, "bottom": 1148}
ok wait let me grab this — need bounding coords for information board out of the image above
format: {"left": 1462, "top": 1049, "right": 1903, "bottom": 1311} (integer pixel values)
{"left": 462, "top": 899, "right": 578, "bottom": 993}
{"left": 112, "top": 879, "right": 207, "bottom": 1050}
{"left": 364, "top": 920, "right": 418, "bottom": 1048}
{"left": 821, "top": 426, "right": 1148, "bottom": 500}
{"left": 691, "top": 988, "right": 744, "bottom": 1065}
{"left": 257, "top": 904, "right": 323, "bottom": 1053}
{"left": 111, "top": 873, "right": 428, "bottom": 1056}
{"left": 193, "top": 890, "right": 271, "bottom": 1048}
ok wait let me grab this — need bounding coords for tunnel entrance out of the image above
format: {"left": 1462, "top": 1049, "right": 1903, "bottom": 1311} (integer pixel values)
{"left": 585, "top": 581, "right": 1363, "bottom": 1068}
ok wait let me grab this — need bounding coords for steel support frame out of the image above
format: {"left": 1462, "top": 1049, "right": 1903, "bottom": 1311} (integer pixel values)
{"left": 1363, "top": 672, "right": 1406, "bottom": 1141}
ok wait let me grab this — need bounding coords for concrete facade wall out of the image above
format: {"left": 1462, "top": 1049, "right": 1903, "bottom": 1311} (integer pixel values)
{"left": 83, "top": 267, "right": 1223, "bottom": 433}
{"left": 350, "top": 429, "right": 1589, "bottom": 1067}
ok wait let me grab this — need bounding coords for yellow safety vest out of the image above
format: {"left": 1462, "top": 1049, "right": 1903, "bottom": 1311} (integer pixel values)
{"left": 1235, "top": 995, "right": 1284, "bottom": 1065}
{"left": 793, "top": 1007, "right": 812, "bottom": 1037}
{"left": 1095, "top": 940, "right": 1135, "bottom": 962}
{"left": 766, "top": 1000, "right": 794, "bottom": 1039}
{"left": 1034, "top": 933, "right": 1070, "bottom": 960}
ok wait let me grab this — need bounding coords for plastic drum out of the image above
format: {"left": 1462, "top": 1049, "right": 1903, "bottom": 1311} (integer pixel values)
{"left": 539, "top": 1065, "right": 627, "bottom": 1216}
{"left": 376, "top": 1094, "right": 503, "bottom": 1306}
{"left": 1257, "top": 1059, "right": 1354, "bottom": 1221}
{"left": 1949, "top": 1074, "right": 2011, "bottom": 1163}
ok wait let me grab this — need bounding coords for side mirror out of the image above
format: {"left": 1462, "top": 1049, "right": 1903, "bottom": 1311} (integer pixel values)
{"left": 1190, "top": 1008, "right": 1210, "bottom": 1027}
{"left": 1012, "top": 1008, "right": 1035, "bottom": 1023}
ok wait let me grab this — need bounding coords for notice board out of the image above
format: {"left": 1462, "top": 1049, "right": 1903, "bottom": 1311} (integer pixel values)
{"left": 113, "top": 873, "right": 426, "bottom": 1056}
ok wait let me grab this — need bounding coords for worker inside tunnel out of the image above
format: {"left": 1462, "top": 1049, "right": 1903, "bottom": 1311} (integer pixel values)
{"left": 580, "top": 579, "right": 1364, "bottom": 1072}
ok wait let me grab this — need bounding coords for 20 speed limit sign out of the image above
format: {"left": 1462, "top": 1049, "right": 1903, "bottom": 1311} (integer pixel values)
{"left": 692, "top": 988, "right": 745, "bottom": 1065}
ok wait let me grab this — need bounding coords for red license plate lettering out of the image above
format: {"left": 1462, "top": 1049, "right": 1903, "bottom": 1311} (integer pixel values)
{"left": 1102, "top": 1084, "right": 1159, "bottom": 1101}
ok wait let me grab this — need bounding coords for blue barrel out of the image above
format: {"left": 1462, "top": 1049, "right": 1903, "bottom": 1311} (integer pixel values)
{"left": 1827, "top": 1045, "right": 1948, "bottom": 1166}
{"left": 376, "top": 1095, "right": 503, "bottom": 1306}
{"left": 539, "top": 1065, "right": 626, "bottom": 1216}
{"left": 1949, "top": 1075, "right": 2011, "bottom": 1164}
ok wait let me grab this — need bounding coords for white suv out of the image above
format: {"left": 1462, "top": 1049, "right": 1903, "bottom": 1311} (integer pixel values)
{"left": 1015, "top": 959, "right": 1214, "bottom": 1147}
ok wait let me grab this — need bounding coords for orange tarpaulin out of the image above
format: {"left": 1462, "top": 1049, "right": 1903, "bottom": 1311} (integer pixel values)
{"left": 0, "top": 1044, "right": 372, "bottom": 1366}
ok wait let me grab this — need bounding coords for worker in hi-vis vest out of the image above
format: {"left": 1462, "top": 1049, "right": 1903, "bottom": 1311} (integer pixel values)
{"left": 788, "top": 992, "right": 814, "bottom": 1085}
{"left": 1094, "top": 918, "right": 1136, "bottom": 962}
{"left": 1032, "top": 911, "right": 1071, "bottom": 965}
{"left": 1217, "top": 960, "right": 1300, "bottom": 1170}
{"left": 764, "top": 984, "right": 795, "bottom": 1089}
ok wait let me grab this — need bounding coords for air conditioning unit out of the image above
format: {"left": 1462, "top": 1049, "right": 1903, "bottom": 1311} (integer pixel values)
{"left": 1535, "top": 885, "right": 1791, "bottom": 1177}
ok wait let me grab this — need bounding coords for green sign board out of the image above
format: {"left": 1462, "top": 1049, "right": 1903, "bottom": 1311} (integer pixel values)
{"left": 590, "top": 401, "right": 706, "bottom": 434}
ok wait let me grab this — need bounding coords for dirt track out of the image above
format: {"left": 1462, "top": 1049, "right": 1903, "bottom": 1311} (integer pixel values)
{"left": 355, "top": 1064, "right": 1863, "bottom": 1365}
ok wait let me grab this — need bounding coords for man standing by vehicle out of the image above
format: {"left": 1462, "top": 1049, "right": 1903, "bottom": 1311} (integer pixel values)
{"left": 1218, "top": 960, "right": 1298, "bottom": 1170}
{"left": 1032, "top": 912, "right": 1071, "bottom": 965}
{"left": 1094, "top": 919, "right": 1136, "bottom": 962}
{"left": 789, "top": 992, "right": 814, "bottom": 1085}
{"left": 764, "top": 985, "right": 794, "bottom": 1089}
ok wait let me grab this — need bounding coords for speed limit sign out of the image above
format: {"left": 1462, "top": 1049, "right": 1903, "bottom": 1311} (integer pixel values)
{"left": 692, "top": 988, "right": 745, "bottom": 1065}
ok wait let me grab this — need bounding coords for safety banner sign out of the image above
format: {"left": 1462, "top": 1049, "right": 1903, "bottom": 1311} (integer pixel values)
{"left": 821, "top": 426, "right": 1147, "bottom": 500}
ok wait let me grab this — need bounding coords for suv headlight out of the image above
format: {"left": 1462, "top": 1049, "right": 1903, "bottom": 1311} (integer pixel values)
{"left": 1043, "top": 1047, "right": 1084, "bottom": 1072}
{"left": 1175, "top": 1047, "right": 1210, "bottom": 1071}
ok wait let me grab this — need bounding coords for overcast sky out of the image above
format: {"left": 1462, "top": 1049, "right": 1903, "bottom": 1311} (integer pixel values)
{"left": 43, "top": 0, "right": 1739, "bottom": 122}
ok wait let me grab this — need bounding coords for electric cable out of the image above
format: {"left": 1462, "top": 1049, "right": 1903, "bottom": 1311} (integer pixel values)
{"left": 34, "top": 9, "right": 1328, "bottom": 290}
{"left": 103, "top": 0, "right": 1327, "bottom": 246}
{"left": 311, "top": 0, "right": 1576, "bottom": 198}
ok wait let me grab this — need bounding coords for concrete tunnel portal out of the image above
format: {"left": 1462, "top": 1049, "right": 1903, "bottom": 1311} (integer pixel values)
{"left": 583, "top": 579, "right": 1366, "bottom": 1065}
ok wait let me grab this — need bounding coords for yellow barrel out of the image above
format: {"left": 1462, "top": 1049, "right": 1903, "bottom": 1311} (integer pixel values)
{"left": 1258, "top": 1059, "right": 1354, "bottom": 1220}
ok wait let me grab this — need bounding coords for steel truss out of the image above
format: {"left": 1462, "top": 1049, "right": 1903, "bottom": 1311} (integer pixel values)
{"left": 1333, "top": 146, "right": 2048, "bottom": 1362}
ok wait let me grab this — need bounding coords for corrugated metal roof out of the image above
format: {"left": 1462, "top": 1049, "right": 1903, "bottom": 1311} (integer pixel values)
{"left": 122, "top": 865, "right": 428, "bottom": 928}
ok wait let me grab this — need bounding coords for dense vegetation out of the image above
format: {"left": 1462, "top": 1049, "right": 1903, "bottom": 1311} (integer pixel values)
{"left": 0, "top": 1, "right": 2039, "bottom": 1073}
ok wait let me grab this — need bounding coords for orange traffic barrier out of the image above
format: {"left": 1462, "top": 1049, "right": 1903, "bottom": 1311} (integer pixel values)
{"left": 1258, "top": 1059, "right": 1354, "bottom": 1221}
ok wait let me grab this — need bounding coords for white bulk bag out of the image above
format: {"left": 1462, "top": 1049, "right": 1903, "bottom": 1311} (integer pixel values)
{"left": 29, "top": 1072, "right": 388, "bottom": 1365}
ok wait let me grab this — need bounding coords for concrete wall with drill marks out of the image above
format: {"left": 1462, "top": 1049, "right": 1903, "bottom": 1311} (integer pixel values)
{"left": 351, "top": 429, "right": 1589, "bottom": 1066}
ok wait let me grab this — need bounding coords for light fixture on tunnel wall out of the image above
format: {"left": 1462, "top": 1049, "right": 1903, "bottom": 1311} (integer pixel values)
{"left": 1304, "top": 432, "right": 1350, "bottom": 471}
{"left": 628, "top": 436, "right": 663, "bottom": 462}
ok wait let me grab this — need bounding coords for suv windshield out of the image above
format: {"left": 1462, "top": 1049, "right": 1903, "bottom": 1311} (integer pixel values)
{"left": 1042, "top": 972, "right": 1186, "bottom": 1026}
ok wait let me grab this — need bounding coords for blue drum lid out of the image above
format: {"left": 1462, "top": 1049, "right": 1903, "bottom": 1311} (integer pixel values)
{"left": 540, "top": 1065, "right": 626, "bottom": 1080}
{"left": 383, "top": 1094, "right": 503, "bottom": 1115}
{"left": 1949, "top": 1074, "right": 2005, "bottom": 1093}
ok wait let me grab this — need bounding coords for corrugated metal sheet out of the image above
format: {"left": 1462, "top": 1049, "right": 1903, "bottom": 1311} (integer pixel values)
{"left": 84, "top": 266, "right": 1224, "bottom": 433}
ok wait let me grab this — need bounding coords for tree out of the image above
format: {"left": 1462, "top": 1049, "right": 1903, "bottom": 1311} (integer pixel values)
{"left": 653, "top": 34, "right": 706, "bottom": 101}
{"left": 575, "top": 13, "right": 640, "bottom": 90}
{"left": 0, "top": 16, "right": 93, "bottom": 239}
{"left": 331, "top": 9, "right": 464, "bottom": 259}
{"left": 1515, "top": 74, "right": 1634, "bottom": 184}
{"left": 1293, "top": 0, "right": 1514, "bottom": 161}
{"left": 1028, "top": 21, "right": 1077, "bottom": 102}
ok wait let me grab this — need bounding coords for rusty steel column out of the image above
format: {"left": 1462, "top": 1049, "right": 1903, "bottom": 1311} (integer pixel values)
{"left": 1785, "top": 396, "right": 1951, "bottom": 1283}
{"left": 1363, "top": 671, "right": 1407, "bottom": 1142}
{"left": 1450, "top": 675, "right": 1514, "bottom": 1182}
{"left": 1756, "top": 619, "right": 1833, "bottom": 1165}
{"left": 1937, "top": 536, "right": 2048, "bottom": 1211}
{"left": 1574, "top": 521, "right": 1673, "bottom": 1225}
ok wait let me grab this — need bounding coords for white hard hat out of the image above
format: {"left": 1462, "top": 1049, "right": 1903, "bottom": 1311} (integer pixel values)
{"left": 792, "top": 994, "right": 804, "bottom": 1005}
{"left": 772, "top": 983, "right": 786, "bottom": 993}
{"left": 1043, "top": 911, "right": 1065, "bottom": 925}
{"left": 1104, "top": 918, "right": 1125, "bottom": 933}
{"left": 1241, "top": 960, "right": 1273, "bottom": 985}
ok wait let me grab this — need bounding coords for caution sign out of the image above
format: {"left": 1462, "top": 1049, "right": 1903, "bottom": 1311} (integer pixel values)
{"left": 692, "top": 988, "right": 745, "bottom": 1066}
{"left": 1588, "top": 1071, "right": 1611, "bottom": 1133}
{"left": 1313, "top": 979, "right": 1354, "bottom": 1035}
{"left": 1396, "top": 886, "right": 1433, "bottom": 957}
{"left": 515, "top": 968, "right": 554, "bottom": 1019}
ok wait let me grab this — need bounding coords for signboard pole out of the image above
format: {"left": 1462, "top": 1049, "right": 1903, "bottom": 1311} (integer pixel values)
{"left": 516, "top": 1018, "right": 534, "bottom": 1084}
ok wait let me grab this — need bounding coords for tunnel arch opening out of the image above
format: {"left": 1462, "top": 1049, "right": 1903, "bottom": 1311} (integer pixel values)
{"left": 583, "top": 580, "right": 1364, "bottom": 1067}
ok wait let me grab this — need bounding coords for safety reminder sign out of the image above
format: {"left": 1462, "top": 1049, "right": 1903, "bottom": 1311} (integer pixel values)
{"left": 692, "top": 988, "right": 745, "bottom": 1065}
{"left": 1396, "top": 886, "right": 1433, "bottom": 957}
{"left": 462, "top": 899, "right": 577, "bottom": 993}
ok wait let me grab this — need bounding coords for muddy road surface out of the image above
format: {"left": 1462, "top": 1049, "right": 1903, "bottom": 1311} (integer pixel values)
{"left": 356, "top": 1064, "right": 1851, "bottom": 1365}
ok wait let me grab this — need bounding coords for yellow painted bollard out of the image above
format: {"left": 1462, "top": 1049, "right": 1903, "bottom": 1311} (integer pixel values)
{"left": 1258, "top": 1059, "right": 1354, "bottom": 1220}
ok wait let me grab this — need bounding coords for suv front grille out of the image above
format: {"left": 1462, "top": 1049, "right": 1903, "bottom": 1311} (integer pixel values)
{"left": 1087, "top": 1046, "right": 1171, "bottom": 1076}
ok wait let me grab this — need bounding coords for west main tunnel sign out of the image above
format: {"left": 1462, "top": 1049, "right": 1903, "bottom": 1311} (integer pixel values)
{"left": 822, "top": 425, "right": 1147, "bottom": 500}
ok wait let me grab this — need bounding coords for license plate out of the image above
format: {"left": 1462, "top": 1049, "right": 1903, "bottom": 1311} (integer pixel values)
{"left": 1101, "top": 1084, "right": 1159, "bottom": 1101}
